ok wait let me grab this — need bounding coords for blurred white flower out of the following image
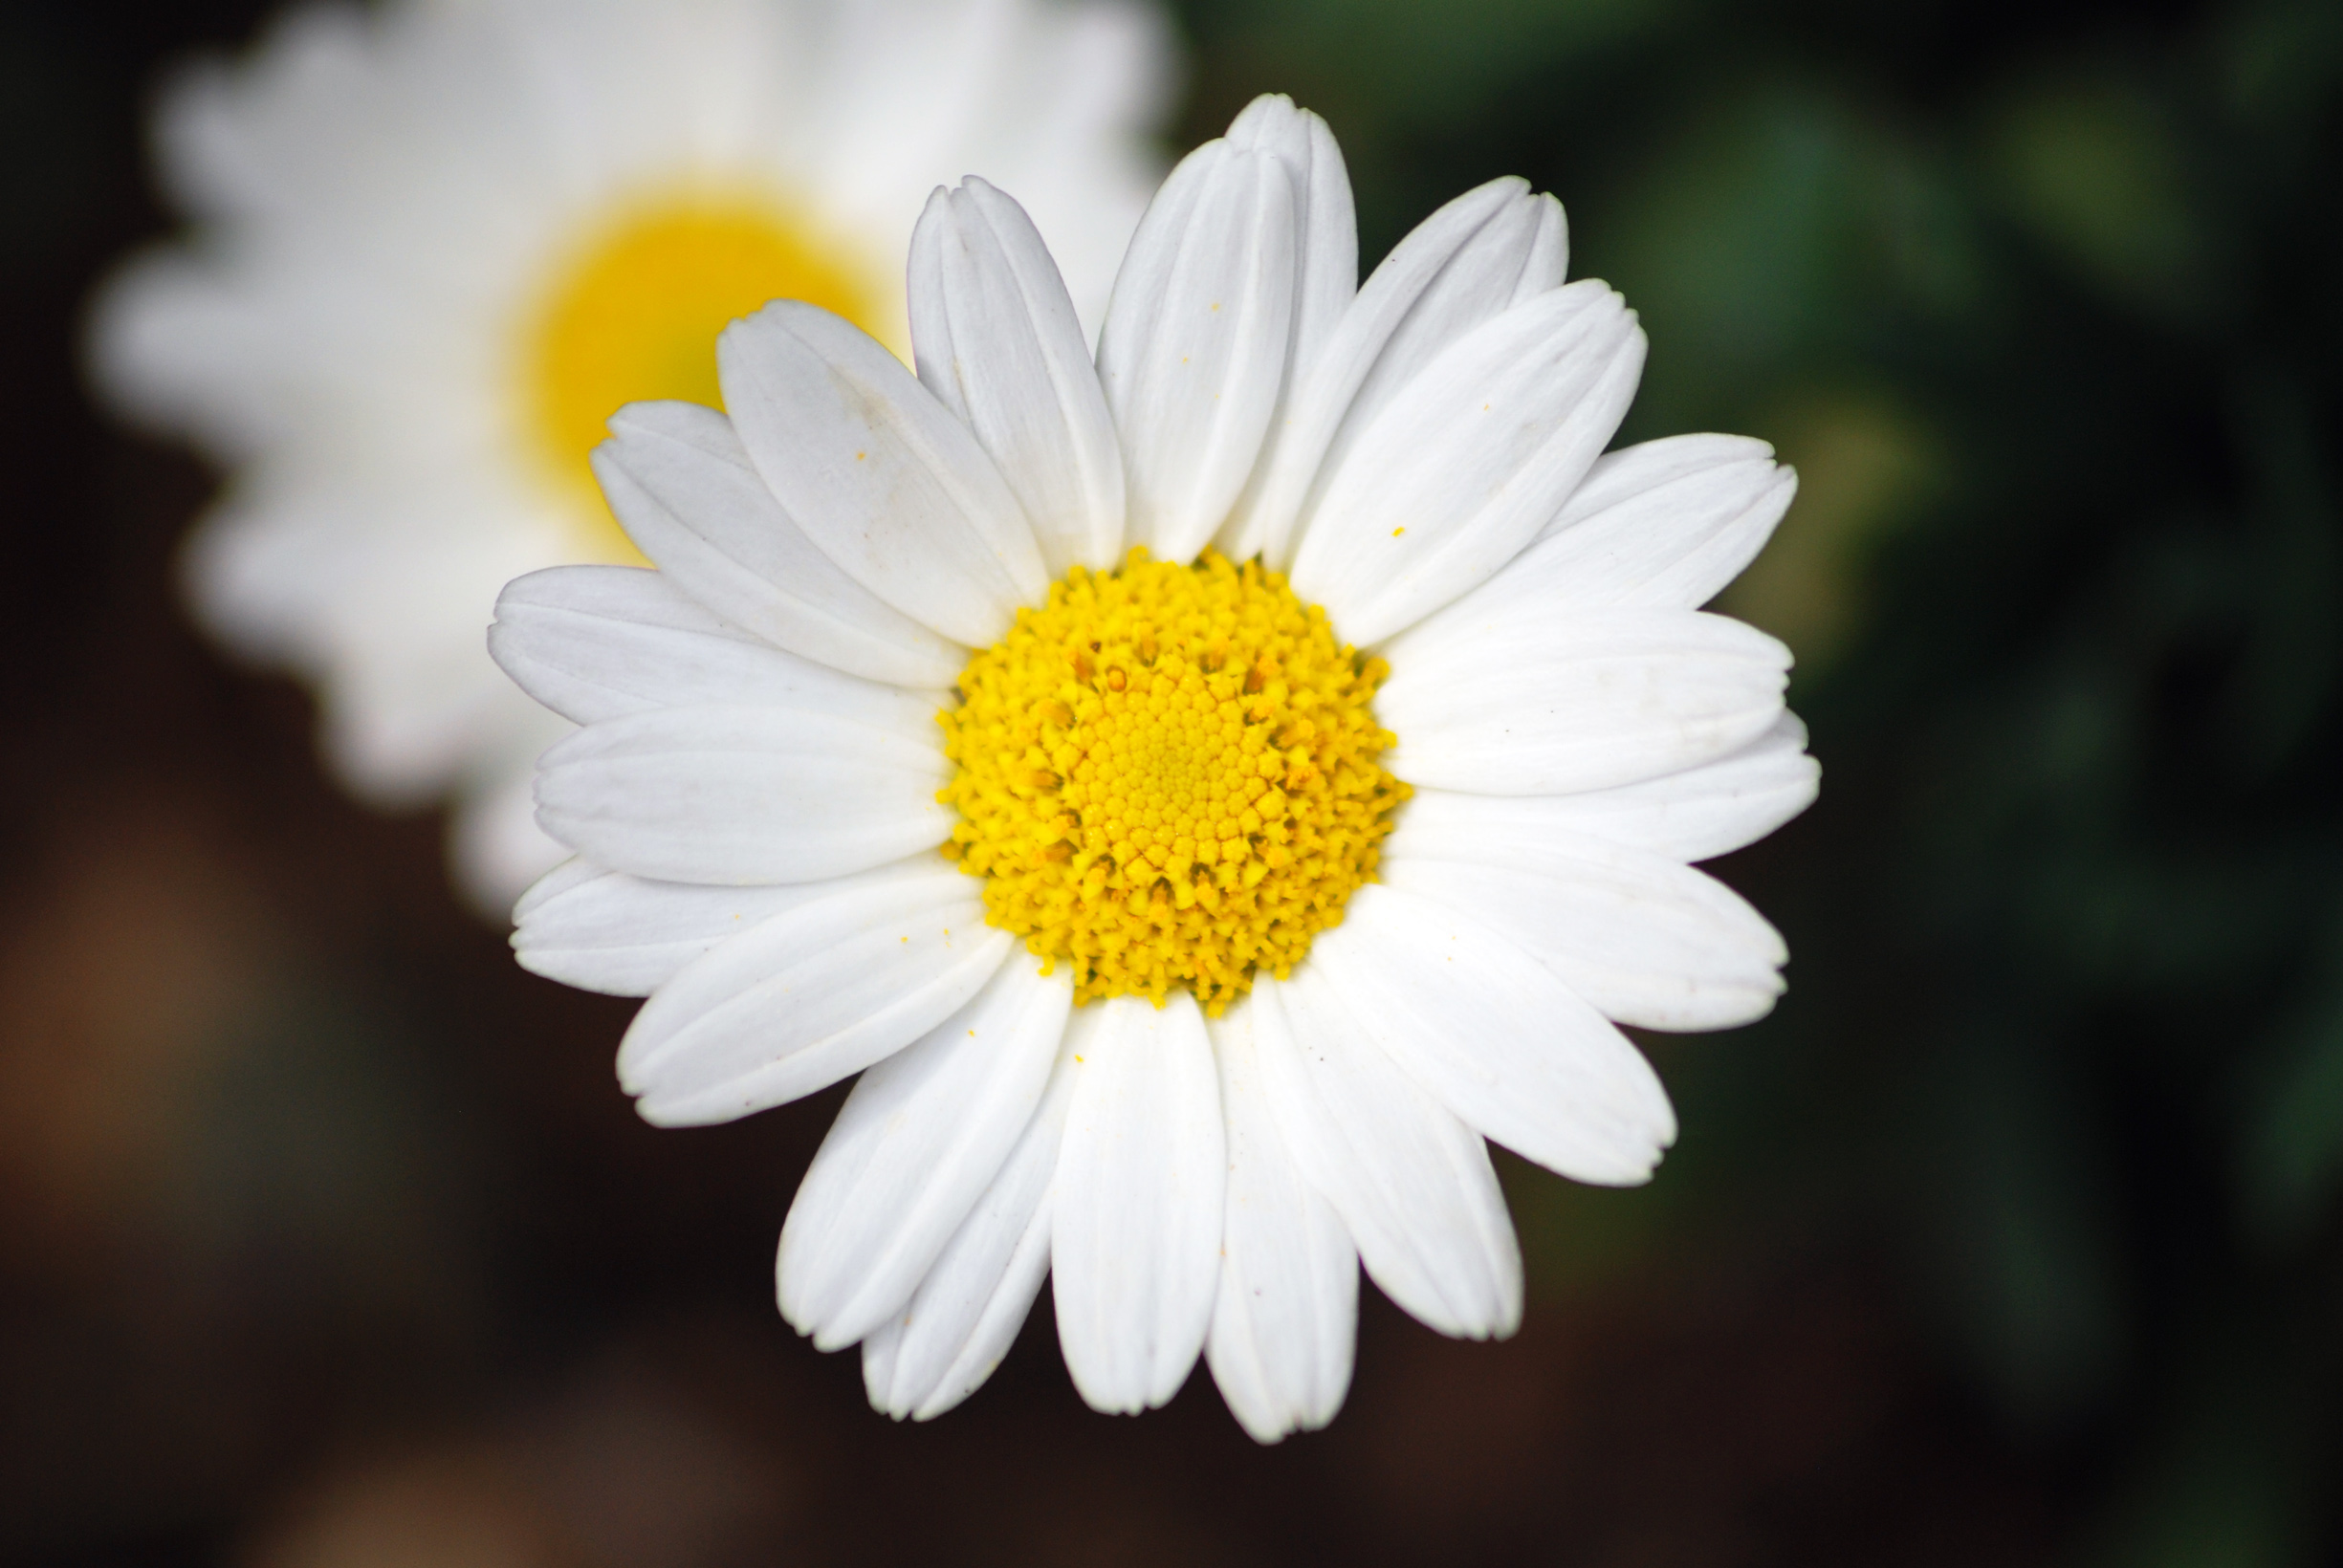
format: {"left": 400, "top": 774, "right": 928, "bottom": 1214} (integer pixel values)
{"left": 492, "top": 95, "right": 1817, "bottom": 1441}
{"left": 91, "top": 0, "right": 1172, "bottom": 910}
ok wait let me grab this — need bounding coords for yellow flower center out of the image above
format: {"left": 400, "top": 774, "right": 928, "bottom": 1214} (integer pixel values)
{"left": 521, "top": 194, "right": 888, "bottom": 563}
{"left": 940, "top": 550, "right": 1409, "bottom": 1013}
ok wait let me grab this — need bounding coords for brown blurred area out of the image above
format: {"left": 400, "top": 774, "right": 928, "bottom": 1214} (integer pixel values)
{"left": 18, "top": 0, "right": 2342, "bottom": 1560}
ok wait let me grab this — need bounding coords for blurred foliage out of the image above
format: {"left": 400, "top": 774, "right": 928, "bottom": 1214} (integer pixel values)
{"left": 1175, "top": 0, "right": 2343, "bottom": 1558}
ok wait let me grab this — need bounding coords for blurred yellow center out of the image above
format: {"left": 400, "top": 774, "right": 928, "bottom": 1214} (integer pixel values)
{"left": 523, "top": 197, "right": 884, "bottom": 563}
{"left": 940, "top": 550, "right": 1409, "bottom": 1013}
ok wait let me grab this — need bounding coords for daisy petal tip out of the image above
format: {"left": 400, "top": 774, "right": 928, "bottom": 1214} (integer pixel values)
{"left": 1072, "top": 1383, "right": 1145, "bottom": 1419}
{"left": 486, "top": 562, "right": 556, "bottom": 619}
{"left": 600, "top": 397, "right": 715, "bottom": 448}
{"left": 631, "top": 1078, "right": 786, "bottom": 1128}
{"left": 874, "top": 1390, "right": 917, "bottom": 1422}
{"left": 1224, "top": 92, "right": 1340, "bottom": 162}
{"left": 1232, "top": 1411, "right": 1297, "bottom": 1447}
{"left": 1057, "top": 1338, "right": 1186, "bottom": 1420}
{"left": 1227, "top": 90, "right": 1303, "bottom": 129}
{"left": 772, "top": 1294, "right": 820, "bottom": 1347}
{"left": 1582, "top": 1110, "right": 1676, "bottom": 1184}
{"left": 509, "top": 945, "right": 575, "bottom": 990}
{"left": 713, "top": 299, "right": 815, "bottom": 380}
{"left": 1223, "top": 1390, "right": 1340, "bottom": 1447}
{"left": 1595, "top": 1152, "right": 1664, "bottom": 1189}
{"left": 909, "top": 1379, "right": 984, "bottom": 1424}
{"left": 805, "top": 1321, "right": 860, "bottom": 1355}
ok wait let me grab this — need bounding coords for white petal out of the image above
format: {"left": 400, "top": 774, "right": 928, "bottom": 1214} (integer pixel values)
{"left": 595, "top": 403, "right": 963, "bottom": 689}
{"left": 616, "top": 868, "right": 1012, "bottom": 1126}
{"left": 1308, "top": 884, "right": 1677, "bottom": 1182}
{"left": 1391, "top": 713, "right": 1818, "bottom": 863}
{"left": 1203, "top": 994, "right": 1358, "bottom": 1444}
{"left": 1332, "top": 185, "right": 1568, "bottom": 453}
{"left": 1378, "top": 840, "right": 1785, "bottom": 1033}
{"left": 1502, "top": 434, "right": 1801, "bottom": 608}
{"left": 490, "top": 564, "right": 946, "bottom": 728}
{"left": 909, "top": 177, "right": 1125, "bottom": 576}
{"left": 778, "top": 959, "right": 1072, "bottom": 1349}
{"left": 511, "top": 855, "right": 938, "bottom": 999}
{"left": 1225, "top": 95, "right": 1355, "bottom": 382}
{"left": 534, "top": 704, "right": 951, "bottom": 886}
{"left": 1517, "top": 187, "right": 1569, "bottom": 294}
{"left": 514, "top": 856, "right": 601, "bottom": 921}
{"left": 1208, "top": 97, "right": 1356, "bottom": 564}
{"left": 1229, "top": 177, "right": 1566, "bottom": 567}
{"left": 1050, "top": 992, "right": 1226, "bottom": 1413}
{"left": 1096, "top": 137, "right": 1296, "bottom": 564}
{"left": 1289, "top": 282, "right": 1646, "bottom": 643}
{"left": 1380, "top": 607, "right": 1791, "bottom": 795}
{"left": 1251, "top": 976, "right": 1522, "bottom": 1339}
{"left": 863, "top": 1031, "right": 1081, "bottom": 1421}
{"left": 719, "top": 301, "right": 1048, "bottom": 645}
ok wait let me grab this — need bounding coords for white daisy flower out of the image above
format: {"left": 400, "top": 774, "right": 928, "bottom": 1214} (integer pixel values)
{"left": 90, "top": 0, "right": 1172, "bottom": 910}
{"left": 493, "top": 95, "right": 1817, "bottom": 1441}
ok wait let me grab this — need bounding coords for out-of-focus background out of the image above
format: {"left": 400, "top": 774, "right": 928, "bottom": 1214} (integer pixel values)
{"left": 7, "top": 0, "right": 2341, "bottom": 1562}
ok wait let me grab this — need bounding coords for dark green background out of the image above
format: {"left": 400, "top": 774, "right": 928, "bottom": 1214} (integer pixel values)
{"left": 3, "top": 0, "right": 2338, "bottom": 1561}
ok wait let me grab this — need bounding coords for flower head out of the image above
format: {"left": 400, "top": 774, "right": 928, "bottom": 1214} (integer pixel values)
{"left": 939, "top": 547, "right": 1408, "bottom": 1012}
{"left": 91, "top": 0, "right": 1172, "bottom": 909}
{"left": 494, "top": 96, "right": 1817, "bottom": 1440}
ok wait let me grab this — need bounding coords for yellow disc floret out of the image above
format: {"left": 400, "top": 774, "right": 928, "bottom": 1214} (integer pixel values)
{"left": 940, "top": 549, "right": 1409, "bottom": 1013}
